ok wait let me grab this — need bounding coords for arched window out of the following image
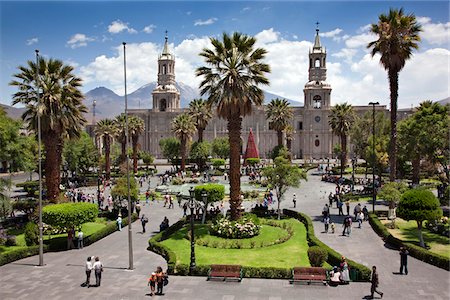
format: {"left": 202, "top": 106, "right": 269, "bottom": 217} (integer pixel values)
{"left": 160, "top": 99, "right": 167, "bottom": 111}
{"left": 315, "top": 58, "right": 320, "bottom": 68}
{"left": 313, "top": 95, "right": 322, "bottom": 109}
{"left": 162, "top": 64, "right": 167, "bottom": 74}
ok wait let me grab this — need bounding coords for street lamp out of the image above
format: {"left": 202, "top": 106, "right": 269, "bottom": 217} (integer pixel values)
{"left": 369, "top": 101, "right": 379, "bottom": 213}
{"left": 201, "top": 190, "right": 208, "bottom": 224}
{"left": 188, "top": 187, "right": 197, "bottom": 275}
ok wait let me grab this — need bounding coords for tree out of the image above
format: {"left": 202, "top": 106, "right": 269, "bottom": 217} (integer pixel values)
{"left": 63, "top": 132, "right": 98, "bottom": 177}
{"left": 284, "top": 124, "right": 295, "bottom": 152}
{"left": 211, "top": 137, "right": 230, "bottom": 159}
{"left": 397, "top": 189, "right": 442, "bottom": 248}
{"left": 398, "top": 101, "right": 450, "bottom": 184}
{"left": 262, "top": 151, "right": 307, "bottom": 219}
{"left": 190, "top": 141, "right": 211, "bottom": 169}
{"left": 111, "top": 176, "right": 139, "bottom": 211}
{"left": 329, "top": 103, "right": 354, "bottom": 177}
{"left": 197, "top": 32, "right": 270, "bottom": 220}
{"left": 188, "top": 98, "right": 212, "bottom": 143}
{"left": 368, "top": 8, "right": 422, "bottom": 181}
{"left": 115, "top": 114, "right": 127, "bottom": 164}
{"left": 128, "top": 116, "right": 145, "bottom": 173}
{"left": 159, "top": 137, "right": 180, "bottom": 165}
{"left": 95, "top": 119, "right": 117, "bottom": 180}
{"left": 140, "top": 151, "right": 154, "bottom": 171}
{"left": 266, "top": 98, "right": 293, "bottom": 147}
{"left": 10, "top": 57, "right": 87, "bottom": 203}
{"left": 0, "top": 178, "right": 12, "bottom": 221}
{"left": 171, "top": 113, "right": 196, "bottom": 171}
{"left": 378, "top": 182, "right": 408, "bottom": 220}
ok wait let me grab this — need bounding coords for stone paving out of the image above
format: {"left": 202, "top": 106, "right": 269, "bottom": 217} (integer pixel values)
{"left": 0, "top": 166, "right": 449, "bottom": 300}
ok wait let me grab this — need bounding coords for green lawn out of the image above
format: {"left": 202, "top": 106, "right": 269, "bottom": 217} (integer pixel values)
{"left": 161, "top": 218, "right": 310, "bottom": 268}
{"left": 385, "top": 218, "right": 450, "bottom": 258}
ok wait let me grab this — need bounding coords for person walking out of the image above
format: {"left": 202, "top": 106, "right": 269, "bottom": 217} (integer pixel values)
{"left": 292, "top": 193, "right": 297, "bottom": 208}
{"left": 337, "top": 198, "right": 344, "bottom": 216}
{"left": 324, "top": 216, "right": 330, "bottom": 233}
{"left": 147, "top": 272, "right": 157, "bottom": 296}
{"left": 93, "top": 256, "right": 103, "bottom": 287}
{"left": 77, "top": 229, "right": 84, "bottom": 249}
{"left": 117, "top": 214, "right": 122, "bottom": 231}
{"left": 135, "top": 201, "right": 141, "bottom": 217}
{"left": 155, "top": 266, "right": 167, "bottom": 295}
{"left": 399, "top": 247, "right": 409, "bottom": 275}
{"left": 141, "top": 214, "right": 149, "bottom": 233}
{"left": 345, "top": 200, "right": 350, "bottom": 216}
{"left": 85, "top": 256, "right": 93, "bottom": 287}
{"left": 340, "top": 257, "right": 350, "bottom": 284}
{"left": 370, "top": 265, "right": 383, "bottom": 298}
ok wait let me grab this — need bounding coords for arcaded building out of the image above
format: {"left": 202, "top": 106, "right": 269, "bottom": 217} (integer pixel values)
{"left": 129, "top": 30, "right": 397, "bottom": 160}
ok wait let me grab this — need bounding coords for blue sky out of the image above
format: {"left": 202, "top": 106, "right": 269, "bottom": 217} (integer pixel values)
{"left": 1, "top": 0, "right": 449, "bottom": 108}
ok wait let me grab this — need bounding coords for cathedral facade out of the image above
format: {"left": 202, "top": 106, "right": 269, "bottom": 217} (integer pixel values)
{"left": 129, "top": 30, "right": 391, "bottom": 160}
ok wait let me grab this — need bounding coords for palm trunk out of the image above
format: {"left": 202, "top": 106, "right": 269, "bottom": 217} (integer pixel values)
{"left": 121, "top": 138, "right": 126, "bottom": 164}
{"left": 412, "top": 156, "right": 420, "bottom": 185}
{"left": 105, "top": 137, "right": 111, "bottom": 180}
{"left": 417, "top": 220, "right": 425, "bottom": 248}
{"left": 340, "top": 134, "right": 347, "bottom": 178}
{"left": 228, "top": 114, "right": 242, "bottom": 221}
{"left": 132, "top": 135, "right": 138, "bottom": 173}
{"left": 43, "top": 133, "right": 62, "bottom": 203}
{"left": 286, "top": 139, "right": 292, "bottom": 152}
{"left": 198, "top": 127, "right": 204, "bottom": 143}
{"left": 180, "top": 136, "right": 186, "bottom": 171}
{"left": 389, "top": 69, "right": 399, "bottom": 182}
{"left": 277, "top": 130, "right": 283, "bottom": 147}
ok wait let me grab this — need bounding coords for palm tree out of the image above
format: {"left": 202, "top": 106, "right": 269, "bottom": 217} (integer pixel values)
{"left": 129, "top": 116, "right": 145, "bottom": 173}
{"left": 95, "top": 119, "right": 117, "bottom": 180}
{"left": 10, "top": 57, "right": 87, "bottom": 203}
{"left": 196, "top": 32, "right": 270, "bottom": 220}
{"left": 284, "top": 124, "right": 295, "bottom": 152}
{"left": 266, "top": 98, "right": 293, "bottom": 147}
{"left": 114, "top": 114, "right": 127, "bottom": 164}
{"left": 171, "top": 113, "right": 196, "bottom": 171}
{"left": 367, "top": 8, "right": 422, "bottom": 181}
{"left": 329, "top": 103, "right": 354, "bottom": 178}
{"left": 188, "top": 98, "right": 213, "bottom": 143}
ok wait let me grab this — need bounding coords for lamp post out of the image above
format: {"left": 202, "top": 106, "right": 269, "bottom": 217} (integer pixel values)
{"left": 369, "top": 101, "right": 379, "bottom": 213}
{"left": 35, "top": 50, "right": 44, "bottom": 267}
{"left": 188, "top": 187, "right": 196, "bottom": 275}
{"left": 201, "top": 190, "right": 208, "bottom": 224}
{"left": 123, "top": 42, "right": 133, "bottom": 270}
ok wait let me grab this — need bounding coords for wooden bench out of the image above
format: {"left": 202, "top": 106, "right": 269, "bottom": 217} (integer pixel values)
{"left": 290, "top": 267, "right": 328, "bottom": 285}
{"left": 207, "top": 264, "right": 243, "bottom": 282}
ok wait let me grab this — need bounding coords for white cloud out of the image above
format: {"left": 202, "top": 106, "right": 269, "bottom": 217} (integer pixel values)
{"left": 241, "top": 7, "right": 250, "bottom": 12}
{"left": 293, "top": 35, "right": 298, "bottom": 40}
{"left": 143, "top": 24, "right": 156, "bottom": 34}
{"left": 186, "top": 11, "right": 192, "bottom": 16}
{"left": 420, "top": 20, "right": 450, "bottom": 45}
{"left": 357, "top": 24, "right": 372, "bottom": 33}
{"left": 345, "top": 32, "right": 377, "bottom": 48}
{"left": 26, "top": 37, "right": 38, "bottom": 45}
{"left": 319, "top": 28, "right": 343, "bottom": 41}
{"left": 108, "top": 20, "right": 137, "bottom": 34}
{"left": 194, "top": 18, "right": 217, "bottom": 26}
{"left": 332, "top": 48, "right": 357, "bottom": 63}
{"left": 67, "top": 33, "right": 95, "bottom": 49}
{"left": 255, "top": 28, "right": 280, "bottom": 45}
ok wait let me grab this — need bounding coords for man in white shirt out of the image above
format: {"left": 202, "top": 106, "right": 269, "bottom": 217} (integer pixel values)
{"left": 78, "top": 230, "right": 84, "bottom": 249}
{"left": 85, "top": 256, "right": 93, "bottom": 287}
{"left": 93, "top": 256, "right": 103, "bottom": 287}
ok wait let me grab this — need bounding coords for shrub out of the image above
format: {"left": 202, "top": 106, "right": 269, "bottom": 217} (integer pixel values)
{"left": 24, "top": 222, "right": 39, "bottom": 246}
{"left": 0, "top": 245, "right": 48, "bottom": 266}
{"left": 171, "top": 178, "right": 183, "bottom": 185}
{"left": 111, "top": 176, "right": 139, "bottom": 202}
{"left": 194, "top": 184, "right": 225, "bottom": 204}
{"left": 211, "top": 158, "right": 225, "bottom": 168}
{"left": 246, "top": 158, "right": 260, "bottom": 166}
{"left": 210, "top": 216, "right": 260, "bottom": 239}
{"left": 307, "top": 246, "right": 328, "bottom": 267}
{"left": 0, "top": 237, "right": 6, "bottom": 245}
{"left": 43, "top": 202, "right": 98, "bottom": 232}
{"left": 5, "top": 236, "right": 17, "bottom": 246}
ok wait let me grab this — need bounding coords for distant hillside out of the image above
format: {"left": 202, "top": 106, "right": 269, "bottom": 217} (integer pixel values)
{"left": 437, "top": 97, "right": 450, "bottom": 106}
{"left": 0, "top": 103, "right": 26, "bottom": 120}
{"left": 84, "top": 82, "right": 302, "bottom": 121}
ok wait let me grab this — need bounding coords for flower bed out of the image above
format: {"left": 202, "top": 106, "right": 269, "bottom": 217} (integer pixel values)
{"left": 210, "top": 216, "right": 260, "bottom": 239}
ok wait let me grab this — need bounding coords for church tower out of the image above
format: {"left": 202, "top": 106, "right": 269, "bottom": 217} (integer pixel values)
{"left": 301, "top": 26, "right": 333, "bottom": 159}
{"left": 152, "top": 32, "right": 180, "bottom": 112}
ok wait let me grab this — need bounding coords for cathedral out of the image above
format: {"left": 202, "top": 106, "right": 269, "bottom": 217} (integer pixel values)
{"left": 129, "top": 30, "right": 393, "bottom": 160}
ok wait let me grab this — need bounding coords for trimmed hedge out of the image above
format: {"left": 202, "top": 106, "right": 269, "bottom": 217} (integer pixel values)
{"left": 368, "top": 212, "right": 449, "bottom": 271}
{"left": 194, "top": 184, "right": 225, "bottom": 204}
{"left": 148, "top": 211, "right": 371, "bottom": 281}
{"left": 0, "top": 213, "right": 138, "bottom": 264}
{"left": 43, "top": 202, "right": 98, "bottom": 231}
{"left": 283, "top": 209, "right": 372, "bottom": 281}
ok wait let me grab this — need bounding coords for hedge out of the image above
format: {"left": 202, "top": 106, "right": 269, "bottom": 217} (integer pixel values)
{"left": 148, "top": 211, "right": 371, "bottom": 281}
{"left": 194, "top": 184, "right": 225, "bottom": 204}
{"left": 43, "top": 202, "right": 98, "bottom": 231}
{"left": 368, "top": 212, "right": 449, "bottom": 271}
{"left": 0, "top": 213, "right": 138, "bottom": 264}
{"left": 283, "top": 209, "right": 372, "bottom": 281}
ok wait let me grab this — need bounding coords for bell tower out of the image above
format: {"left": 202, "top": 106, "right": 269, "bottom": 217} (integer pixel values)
{"left": 152, "top": 31, "right": 181, "bottom": 112}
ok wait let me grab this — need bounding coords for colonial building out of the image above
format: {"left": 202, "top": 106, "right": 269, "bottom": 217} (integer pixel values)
{"left": 129, "top": 29, "right": 398, "bottom": 159}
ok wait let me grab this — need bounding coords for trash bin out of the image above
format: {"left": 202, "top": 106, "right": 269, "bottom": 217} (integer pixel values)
{"left": 349, "top": 269, "right": 358, "bottom": 281}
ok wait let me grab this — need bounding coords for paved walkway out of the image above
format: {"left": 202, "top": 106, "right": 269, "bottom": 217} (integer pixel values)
{"left": 0, "top": 168, "right": 449, "bottom": 299}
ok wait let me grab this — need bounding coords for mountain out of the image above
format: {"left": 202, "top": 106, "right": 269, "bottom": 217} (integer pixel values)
{"left": 437, "top": 97, "right": 450, "bottom": 106}
{"left": 83, "top": 82, "right": 302, "bottom": 121}
{"left": 0, "top": 103, "right": 26, "bottom": 120}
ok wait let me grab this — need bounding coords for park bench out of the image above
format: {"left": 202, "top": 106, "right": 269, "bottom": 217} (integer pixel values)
{"left": 289, "top": 267, "right": 328, "bottom": 285}
{"left": 377, "top": 210, "right": 389, "bottom": 220}
{"left": 207, "top": 264, "right": 243, "bottom": 282}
